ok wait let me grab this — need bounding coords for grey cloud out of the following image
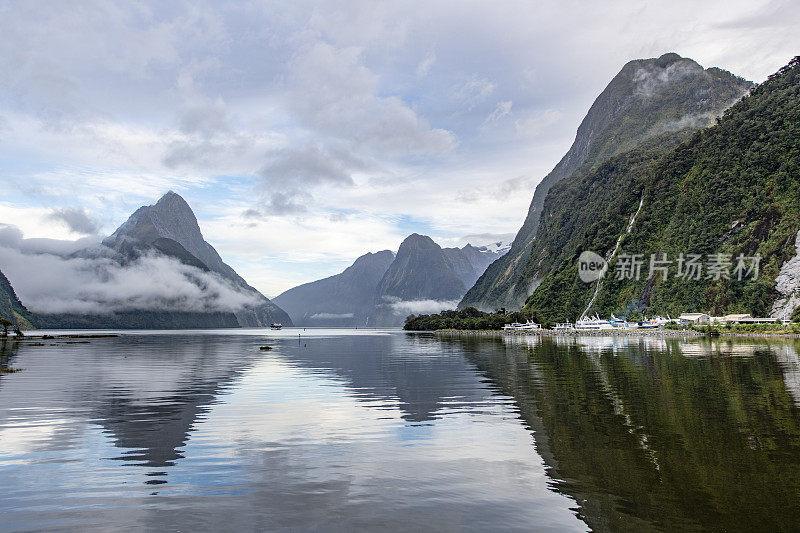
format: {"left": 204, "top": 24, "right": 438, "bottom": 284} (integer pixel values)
{"left": 264, "top": 191, "right": 309, "bottom": 216}
{"left": 162, "top": 98, "right": 253, "bottom": 169}
{"left": 46, "top": 207, "right": 100, "bottom": 235}
{"left": 260, "top": 144, "right": 359, "bottom": 188}
{"left": 178, "top": 98, "right": 230, "bottom": 137}
{"left": 499, "top": 174, "right": 536, "bottom": 197}
{"left": 255, "top": 144, "right": 369, "bottom": 217}
{"left": 287, "top": 41, "right": 456, "bottom": 156}
{"left": 0, "top": 223, "right": 99, "bottom": 255}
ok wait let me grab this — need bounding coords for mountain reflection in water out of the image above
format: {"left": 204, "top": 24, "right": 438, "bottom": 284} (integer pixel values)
{"left": 1, "top": 330, "right": 800, "bottom": 531}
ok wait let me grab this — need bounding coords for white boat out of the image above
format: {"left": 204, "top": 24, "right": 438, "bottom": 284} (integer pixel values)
{"left": 575, "top": 315, "right": 614, "bottom": 331}
{"left": 269, "top": 323, "right": 283, "bottom": 330}
{"left": 554, "top": 323, "right": 574, "bottom": 331}
{"left": 502, "top": 320, "right": 541, "bottom": 331}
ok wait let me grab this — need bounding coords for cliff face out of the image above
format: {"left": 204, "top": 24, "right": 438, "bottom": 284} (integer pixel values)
{"left": 460, "top": 53, "right": 754, "bottom": 312}
{"left": 0, "top": 268, "right": 35, "bottom": 329}
{"left": 520, "top": 57, "right": 800, "bottom": 323}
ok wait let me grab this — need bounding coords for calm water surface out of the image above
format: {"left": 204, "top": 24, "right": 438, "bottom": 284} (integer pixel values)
{"left": 2, "top": 329, "right": 800, "bottom": 532}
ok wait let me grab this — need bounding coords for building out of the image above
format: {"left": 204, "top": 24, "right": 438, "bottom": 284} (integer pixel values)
{"left": 679, "top": 313, "right": 711, "bottom": 325}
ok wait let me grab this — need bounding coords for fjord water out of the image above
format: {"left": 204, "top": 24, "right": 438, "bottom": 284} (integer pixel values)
{"left": 2, "top": 331, "right": 800, "bottom": 531}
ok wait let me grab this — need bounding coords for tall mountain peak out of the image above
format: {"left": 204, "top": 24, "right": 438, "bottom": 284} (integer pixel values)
{"left": 461, "top": 53, "right": 753, "bottom": 312}
{"left": 97, "top": 192, "right": 292, "bottom": 327}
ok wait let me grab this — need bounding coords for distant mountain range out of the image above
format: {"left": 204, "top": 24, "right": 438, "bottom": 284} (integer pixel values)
{"left": 274, "top": 233, "right": 509, "bottom": 327}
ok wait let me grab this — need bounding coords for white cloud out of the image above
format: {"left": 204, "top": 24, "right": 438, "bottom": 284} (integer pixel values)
{"left": 416, "top": 51, "right": 437, "bottom": 78}
{"left": 382, "top": 298, "right": 461, "bottom": 316}
{"left": 453, "top": 75, "right": 496, "bottom": 110}
{"left": 0, "top": 234, "right": 261, "bottom": 315}
{"left": 309, "top": 312, "right": 355, "bottom": 319}
{"left": 485, "top": 101, "right": 513, "bottom": 123}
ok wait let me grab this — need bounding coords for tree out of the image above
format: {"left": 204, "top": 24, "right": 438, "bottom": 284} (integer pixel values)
{"left": 0, "top": 317, "right": 11, "bottom": 338}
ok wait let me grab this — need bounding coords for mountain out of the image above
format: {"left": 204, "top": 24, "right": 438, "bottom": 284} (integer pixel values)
{"left": 103, "top": 191, "right": 249, "bottom": 286}
{"left": 273, "top": 250, "right": 395, "bottom": 327}
{"left": 38, "top": 192, "right": 292, "bottom": 329}
{"left": 276, "top": 234, "right": 509, "bottom": 327}
{"left": 460, "top": 53, "right": 754, "bottom": 312}
{"left": 520, "top": 56, "right": 800, "bottom": 323}
{"left": 378, "top": 234, "right": 467, "bottom": 302}
{"left": 0, "top": 268, "right": 35, "bottom": 329}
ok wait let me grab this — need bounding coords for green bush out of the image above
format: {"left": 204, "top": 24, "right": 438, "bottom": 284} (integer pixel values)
{"left": 404, "top": 308, "right": 542, "bottom": 331}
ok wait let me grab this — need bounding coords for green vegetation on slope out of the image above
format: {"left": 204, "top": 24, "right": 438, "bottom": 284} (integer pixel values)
{"left": 404, "top": 307, "right": 541, "bottom": 331}
{"left": 0, "top": 269, "right": 35, "bottom": 329}
{"left": 523, "top": 56, "right": 800, "bottom": 323}
{"left": 461, "top": 53, "right": 753, "bottom": 312}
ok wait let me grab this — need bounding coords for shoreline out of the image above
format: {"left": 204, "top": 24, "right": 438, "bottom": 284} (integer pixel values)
{"left": 417, "top": 329, "right": 800, "bottom": 340}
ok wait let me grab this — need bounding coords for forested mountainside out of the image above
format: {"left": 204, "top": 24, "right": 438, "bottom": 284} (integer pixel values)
{"left": 460, "top": 52, "right": 754, "bottom": 312}
{"left": 0, "top": 269, "right": 35, "bottom": 329}
{"left": 522, "top": 56, "right": 800, "bottom": 324}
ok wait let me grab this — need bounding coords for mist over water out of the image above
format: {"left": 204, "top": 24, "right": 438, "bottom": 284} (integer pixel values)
{"left": 2, "top": 330, "right": 800, "bottom": 531}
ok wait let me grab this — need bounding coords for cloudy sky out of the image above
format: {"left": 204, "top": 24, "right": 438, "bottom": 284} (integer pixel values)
{"left": 1, "top": 1, "right": 798, "bottom": 297}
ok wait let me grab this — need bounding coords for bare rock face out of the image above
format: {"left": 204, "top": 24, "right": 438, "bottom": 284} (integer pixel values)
{"left": 771, "top": 229, "right": 800, "bottom": 320}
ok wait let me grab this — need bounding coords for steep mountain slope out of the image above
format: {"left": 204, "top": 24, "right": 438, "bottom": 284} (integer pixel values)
{"left": 276, "top": 235, "right": 508, "bottom": 327}
{"left": 461, "top": 53, "right": 754, "bottom": 311}
{"left": 273, "top": 250, "right": 395, "bottom": 326}
{"left": 377, "top": 234, "right": 467, "bottom": 302}
{"left": 103, "top": 191, "right": 248, "bottom": 286}
{"left": 522, "top": 56, "right": 800, "bottom": 323}
{"left": 0, "top": 268, "right": 35, "bottom": 329}
{"left": 39, "top": 192, "right": 292, "bottom": 329}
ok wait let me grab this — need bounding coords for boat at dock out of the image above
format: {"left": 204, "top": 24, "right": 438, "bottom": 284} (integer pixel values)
{"left": 502, "top": 320, "right": 541, "bottom": 331}
{"left": 574, "top": 315, "right": 615, "bottom": 331}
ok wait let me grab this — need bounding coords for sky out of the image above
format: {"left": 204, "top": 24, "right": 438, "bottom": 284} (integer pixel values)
{"left": 0, "top": 0, "right": 798, "bottom": 298}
